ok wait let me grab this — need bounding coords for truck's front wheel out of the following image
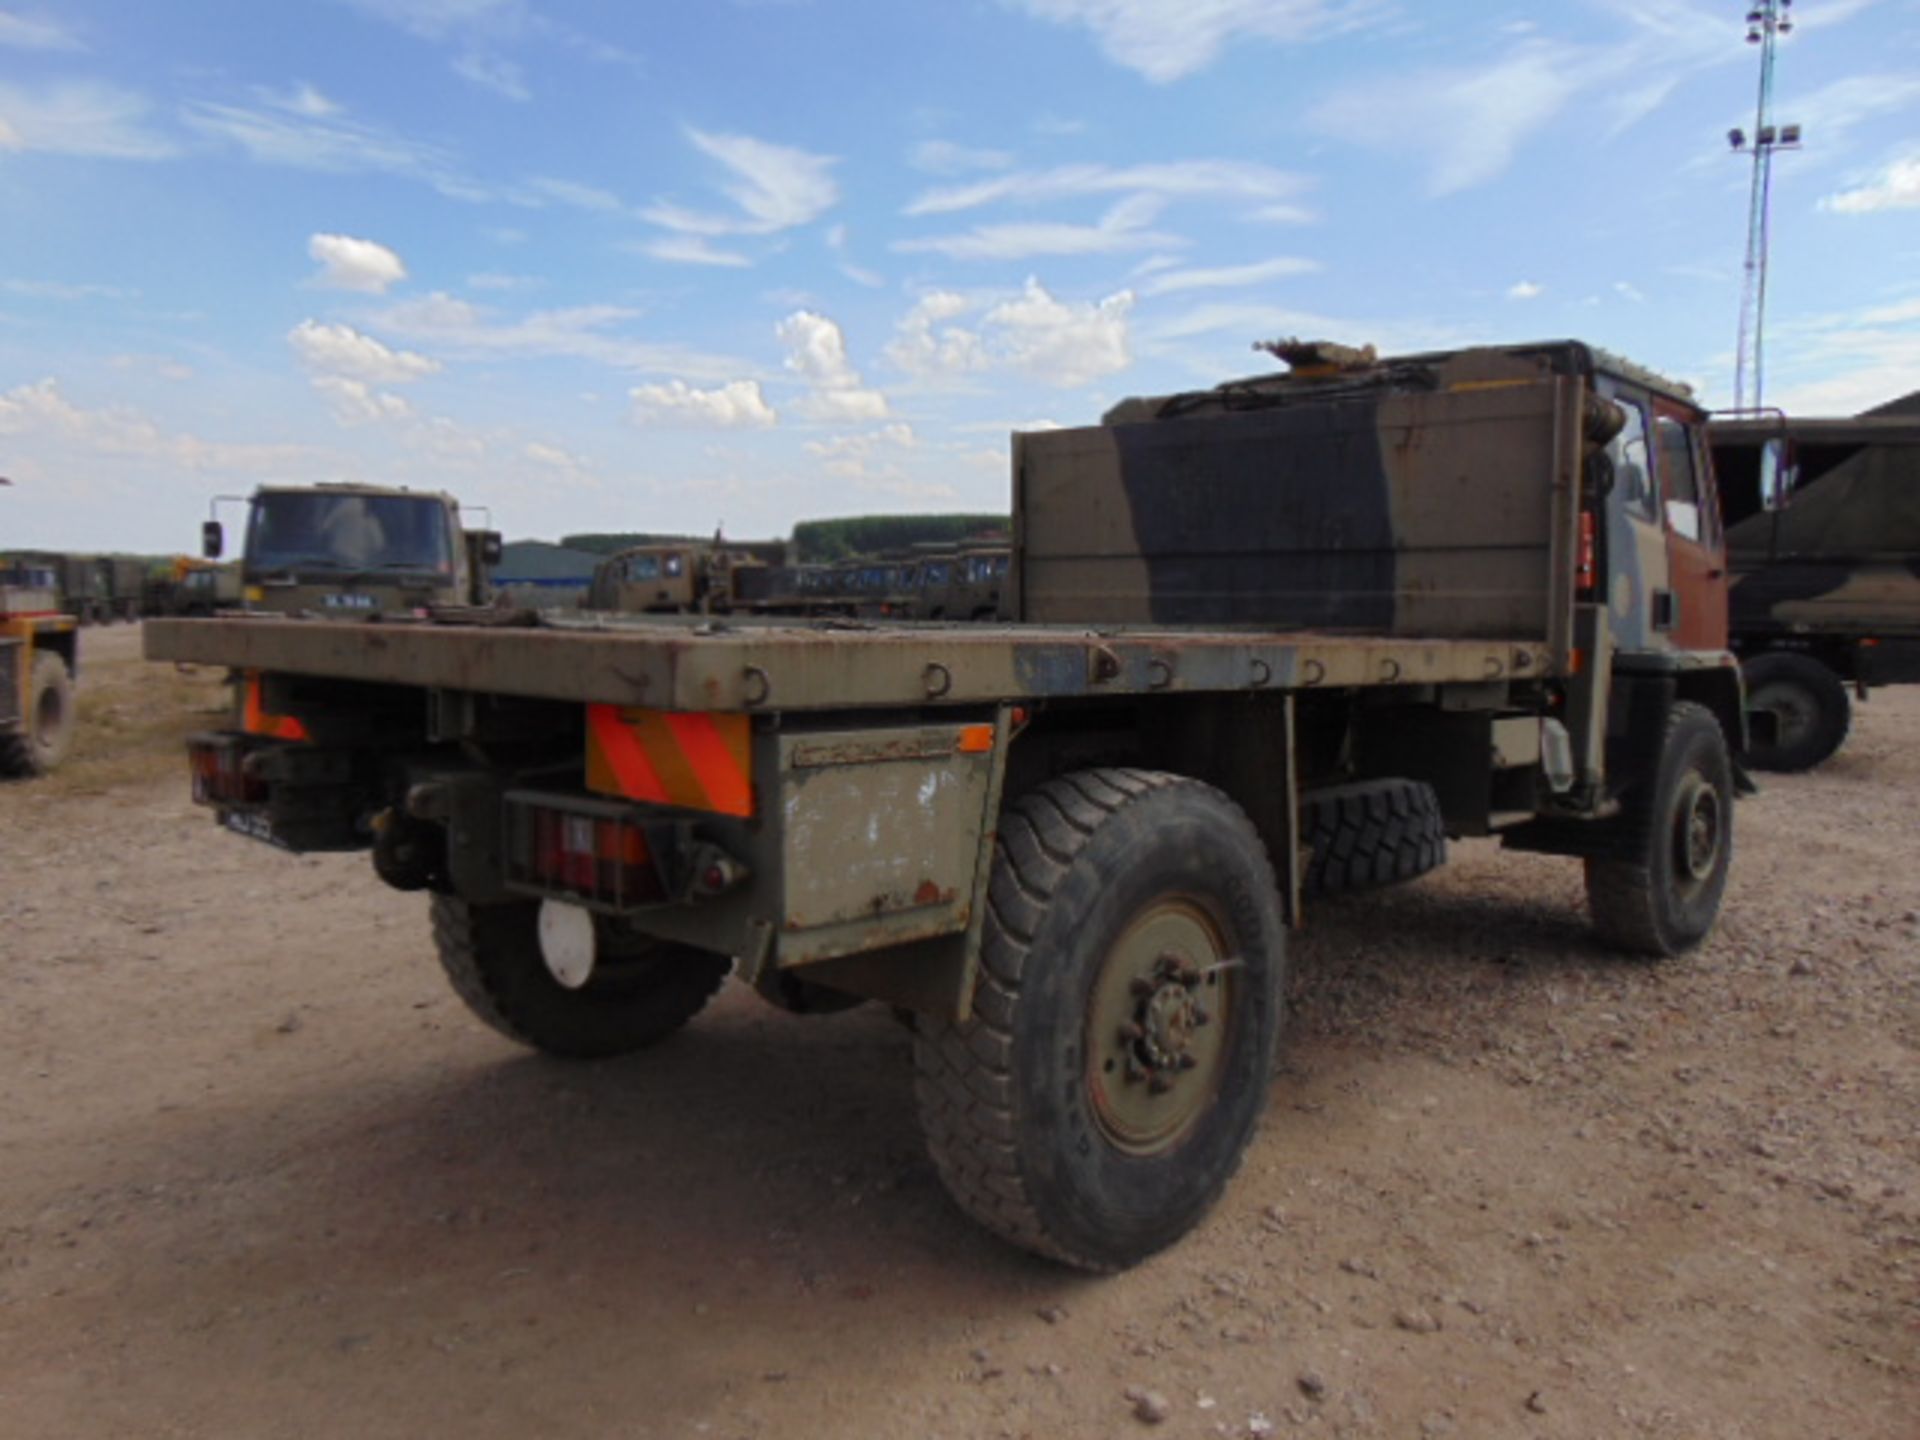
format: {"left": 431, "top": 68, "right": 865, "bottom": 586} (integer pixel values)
{"left": 1742, "top": 651, "right": 1851, "bottom": 772}
{"left": 913, "top": 770, "right": 1285, "bottom": 1270}
{"left": 430, "top": 896, "right": 730, "bottom": 1059}
{"left": 1584, "top": 701, "right": 1733, "bottom": 958}
{"left": 1, "top": 653, "right": 75, "bottom": 778}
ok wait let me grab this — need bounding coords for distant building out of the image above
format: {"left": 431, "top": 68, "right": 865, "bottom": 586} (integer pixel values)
{"left": 493, "top": 541, "right": 600, "bottom": 608}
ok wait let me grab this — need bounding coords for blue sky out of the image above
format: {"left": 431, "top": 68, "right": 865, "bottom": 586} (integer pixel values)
{"left": 2, "top": 0, "right": 1917, "bottom": 551}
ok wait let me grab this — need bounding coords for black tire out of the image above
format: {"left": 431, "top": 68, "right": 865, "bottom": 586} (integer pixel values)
{"left": 913, "top": 769, "right": 1285, "bottom": 1271}
{"left": 1301, "top": 777, "right": 1446, "bottom": 897}
{"left": 1585, "top": 701, "right": 1733, "bottom": 958}
{"left": 429, "top": 896, "right": 730, "bottom": 1059}
{"left": 0, "top": 652, "right": 75, "bottom": 777}
{"left": 1741, "top": 652, "right": 1850, "bottom": 772}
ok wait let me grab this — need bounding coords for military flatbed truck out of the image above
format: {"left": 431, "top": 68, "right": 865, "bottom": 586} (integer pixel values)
{"left": 0, "top": 561, "right": 79, "bottom": 777}
{"left": 1710, "top": 409, "right": 1920, "bottom": 770}
{"left": 146, "top": 341, "right": 1745, "bottom": 1269}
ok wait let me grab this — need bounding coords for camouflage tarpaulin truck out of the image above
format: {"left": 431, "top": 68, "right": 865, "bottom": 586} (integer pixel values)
{"left": 1709, "top": 406, "right": 1920, "bottom": 770}
{"left": 146, "top": 340, "right": 1744, "bottom": 1269}
{"left": 0, "top": 560, "right": 79, "bottom": 776}
{"left": 203, "top": 483, "right": 502, "bottom": 618}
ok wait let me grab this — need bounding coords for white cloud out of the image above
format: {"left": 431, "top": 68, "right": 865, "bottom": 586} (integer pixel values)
{"left": 985, "top": 279, "right": 1134, "bottom": 386}
{"left": 1824, "top": 153, "right": 1920, "bottom": 215}
{"left": 638, "top": 235, "right": 752, "bottom": 268}
{"left": 523, "top": 439, "right": 588, "bottom": 470}
{"left": 371, "top": 292, "right": 756, "bottom": 381}
{"left": 911, "top": 139, "right": 1015, "bottom": 175}
{"left": 3, "top": 278, "right": 135, "bottom": 301}
{"left": 182, "top": 99, "right": 490, "bottom": 200}
{"left": 897, "top": 193, "right": 1178, "bottom": 262}
{"left": 451, "top": 49, "right": 529, "bottom": 100}
{"left": 1613, "top": 280, "right": 1646, "bottom": 304}
{"left": 1139, "top": 256, "right": 1319, "bottom": 297}
{"left": 1790, "top": 74, "right": 1920, "bottom": 146}
{"left": 307, "top": 233, "right": 409, "bottom": 294}
{"left": 906, "top": 159, "right": 1311, "bottom": 216}
{"left": 0, "top": 377, "right": 321, "bottom": 472}
{"left": 276, "top": 82, "right": 340, "bottom": 118}
{"left": 467, "top": 271, "right": 542, "bottom": 291}
{"left": 1002, "top": 0, "right": 1375, "bottom": 83}
{"left": 642, "top": 128, "right": 840, "bottom": 236}
{"left": 311, "top": 374, "right": 415, "bottom": 426}
{"left": 1310, "top": 43, "right": 1578, "bottom": 196}
{"left": 0, "top": 81, "right": 176, "bottom": 159}
{"left": 629, "top": 379, "right": 777, "bottom": 429}
{"left": 1507, "top": 280, "right": 1544, "bottom": 301}
{"left": 288, "top": 319, "right": 442, "bottom": 384}
{"left": 777, "top": 310, "right": 890, "bottom": 420}
{"left": 0, "top": 10, "right": 83, "bottom": 49}
{"left": 888, "top": 281, "right": 1134, "bottom": 389}
{"left": 886, "top": 293, "right": 992, "bottom": 379}
{"left": 526, "top": 175, "right": 624, "bottom": 212}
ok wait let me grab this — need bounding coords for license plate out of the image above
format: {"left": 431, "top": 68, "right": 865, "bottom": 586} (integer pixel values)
{"left": 321, "top": 592, "right": 377, "bottom": 610}
{"left": 222, "top": 809, "right": 290, "bottom": 850}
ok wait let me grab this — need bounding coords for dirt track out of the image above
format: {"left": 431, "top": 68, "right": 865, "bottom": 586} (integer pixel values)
{"left": 1, "top": 626, "right": 1915, "bottom": 1439}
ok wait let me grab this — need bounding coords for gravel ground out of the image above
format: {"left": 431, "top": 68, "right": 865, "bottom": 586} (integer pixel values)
{"left": 0, "top": 626, "right": 1914, "bottom": 1438}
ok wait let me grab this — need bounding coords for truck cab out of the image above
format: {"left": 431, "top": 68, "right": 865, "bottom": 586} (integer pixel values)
{"left": 1709, "top": 410, "right": 1920, "bottom": 769}
{"left": 204, "top": 483, "right": 499, "bottom": 618}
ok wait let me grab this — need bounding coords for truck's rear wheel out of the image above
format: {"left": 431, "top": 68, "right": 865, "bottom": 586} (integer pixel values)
{"left": 1741, "top": 652, "right": 1850, "bottom": 772}
{"left": 1585, "top": 701, "right": 1733, "bottom": 958}
{"left": 1301, "top": 777, "right": 1446, "bottom": 897}
{"left": 1, "top": 653, "right": 75, "bottom": 777}
{"left": 430, "top": 896, "right": 730, "bottom": 1059}
{"left": 913, "top": 769, "right": 1285, "bottom": 1271}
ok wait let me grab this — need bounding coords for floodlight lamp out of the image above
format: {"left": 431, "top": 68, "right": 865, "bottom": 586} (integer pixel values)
{"left": 1778, "top": 18, "right": 1792, "bottom": 31}
{"left": 1781, "top": 123, "right": 1801, "bottom": 144}
{"left": 1729, "top": 127, "right": 1747, "bottom": 149}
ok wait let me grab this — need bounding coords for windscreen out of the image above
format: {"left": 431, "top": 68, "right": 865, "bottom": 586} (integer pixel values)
{"left": 246, "top": 492, "right": 453, "bottom": 575}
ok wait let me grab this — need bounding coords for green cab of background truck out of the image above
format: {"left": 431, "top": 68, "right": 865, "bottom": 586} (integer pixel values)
{"left": 583, "top": 540, "right": 787, "bottom": 615}
{"left": 1710, "top": 408, "right": 1920, "bottom": 772}
{"left": 148, "top": 339, "right": 1746, "bottom": 1271}
{"left": 202, "top": 483, "right": 502, "bottom": 617}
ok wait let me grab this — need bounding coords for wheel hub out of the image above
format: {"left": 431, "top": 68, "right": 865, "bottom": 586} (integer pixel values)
{"left": 1086, "top": 903, "right": 1233, "bottom": 1154}
{"left": 1672, "top": 773, "right": 1723, "bottom": 887}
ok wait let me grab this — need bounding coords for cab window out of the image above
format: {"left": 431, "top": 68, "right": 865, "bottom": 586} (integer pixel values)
{"left": 1607, "top": 401, "right": 1658, "bottom": 522}
{"left": 1655, "top": 416, "right": 1706, "bottom": 543}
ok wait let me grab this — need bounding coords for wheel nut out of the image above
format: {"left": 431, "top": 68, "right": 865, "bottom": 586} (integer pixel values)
{"left": 1177, "top": 1053, "right": 1198, "bottom": 1071}
{"left": 1192, "top": 1008, "right": 1211, "bottom": 1027}
{"left": 1148, "top": 1074, "right": 1173, "bottom": 1095}
{"left": 1130, "top": 977, "right": 1157, "bottom": 998}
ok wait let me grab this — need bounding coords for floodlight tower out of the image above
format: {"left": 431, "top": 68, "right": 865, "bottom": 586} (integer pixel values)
{"left": 1728, "top": 0, "right": 1802, "bottom": 410}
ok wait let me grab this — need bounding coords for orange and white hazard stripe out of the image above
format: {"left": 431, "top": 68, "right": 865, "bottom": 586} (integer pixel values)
{"left": 585, "top": 705, "right": 754, "bottom": 817}
{"left": 242, "top": 672, "right": 310, "bottom": 742}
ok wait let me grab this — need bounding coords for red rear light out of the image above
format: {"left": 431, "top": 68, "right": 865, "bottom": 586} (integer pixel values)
{"left": 1577, "top": 510, "right": 1598, "bottom": 596}
{"left": 187, "top": 738, "right": 268, "bottom": 806}
{"left": 520, "top": 803, "right": 663, "bottom": 907}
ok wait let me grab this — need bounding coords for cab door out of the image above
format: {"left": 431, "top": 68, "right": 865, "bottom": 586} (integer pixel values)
{"left": 1651, "top": 402, "right": 1730, "bottom": 651}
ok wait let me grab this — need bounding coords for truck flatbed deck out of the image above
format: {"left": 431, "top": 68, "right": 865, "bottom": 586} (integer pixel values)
{"left": 144, "top": 611, "right": 1556, "bottom": 712}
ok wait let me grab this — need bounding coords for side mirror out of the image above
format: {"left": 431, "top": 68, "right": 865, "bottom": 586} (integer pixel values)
{"left": 475, "top": 530, "right": 503, "bottom": 567}
{"left": 202, "top": 520, "right": 224, "bottom": 559}
{"left": 1758, "top": 438, "right": 1794, "bottom": 510}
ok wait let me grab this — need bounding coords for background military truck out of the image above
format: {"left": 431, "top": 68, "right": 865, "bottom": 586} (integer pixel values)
{"left": 582, "top": 539, "right": 787, "bottom": 615}
{"left": 1710, "top": 407, "right": 1920, "bottom": 770}
{"left": 0, "top": 560, "right": 78, "bottom": 777}
{"left": 147, "top": 339, "right": 1743, "bottom": 1270}
{"left": 203, "top": 483, "right": 502, "bottom": 617}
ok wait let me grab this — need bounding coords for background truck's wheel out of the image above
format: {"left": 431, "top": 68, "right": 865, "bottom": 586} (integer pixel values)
{"left": 429, "top": 896, "right": 730, "bottom": 1059}
{"left": 1301, "top": 777, "right": 1446, "bottom": 897}
{"left": 1741, "top": 652, "right": 1851, "bottom": 772}
{"left": 913, "top": 769, "right": 1285, "bottom": 1271}
{"left": 1585, "top": 701, "right": 1733, "bottom": 958}
{"left": 0, "top": 653, "right": 75, "bottom": 778}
